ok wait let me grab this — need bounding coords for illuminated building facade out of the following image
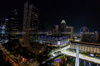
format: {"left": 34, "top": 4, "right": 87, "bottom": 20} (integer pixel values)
{"left": 60, "top": 20, "right": 73, "bottom": 39}
{"left": 38, "top": 35, "right": 69, "bottom": 46}
{"left": 80, "top": 26, "right": 98, "bottom": 42}
{"left": 23, "top": 2, "right": 39, "bottom": 45}
{"left": 66, "top": 26, "right": 73, "bottom": 39}
{"left": 52, "top": 25, "right": 59, "bottom": 35}
{"left": 60, "top": 20, "right": 66, "bottom": 32}
{"left": 7, "top": 9, "right": 19, "bottom": 41}
{"left": 81, "top": 32, "right": 99, "bottom": 43}
{"left": 29, "top": 4, "right": 39, "bottom": 42}
{"left": 5, "top": 18, "right": 9, "bottom": 36}
{"left": 70, "top": 43, "right": 100, "bottom": 54}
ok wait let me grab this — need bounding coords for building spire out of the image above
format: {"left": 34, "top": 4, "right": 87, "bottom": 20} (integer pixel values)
{"left": 61, "top": 20, "right": 66, "bottom": 24}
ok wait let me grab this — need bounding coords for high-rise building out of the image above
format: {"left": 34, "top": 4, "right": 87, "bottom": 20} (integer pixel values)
{"left": 60, "top": 20, "right": 73, "bottom": 39}
{"left": 22, "top": 2, "right": 29, "bottom": 46}
{"left": 66, "top": 26, "right": 73, "bottom": 39}
{"left": 29, "top": 4, "right": 39, "bottom": 42}
{"left": 60, "top": 20, "right": 66, "bottom": 32}
{"left": 5, "top": 18, "right": 9, "bottom": 36}
{"left": 23, "top": 2, "right": 39, "bottom": 45}
{"left": 52, "top": 25, "right": 59, "bottom": 35}
{"left": 6, "top": 9, "right": 19, "bottom": 41}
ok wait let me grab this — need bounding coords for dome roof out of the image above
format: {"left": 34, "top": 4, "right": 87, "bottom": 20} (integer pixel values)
{"left": 61, "top": 20, "right": 66, "bottom": 24}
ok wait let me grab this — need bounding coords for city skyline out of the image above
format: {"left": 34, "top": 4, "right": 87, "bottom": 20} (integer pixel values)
{"left": 0, "top": 0, "right": 100, "bottom": 34}
{"left": 0, "top": 1, "right": 100, "bottom": 66}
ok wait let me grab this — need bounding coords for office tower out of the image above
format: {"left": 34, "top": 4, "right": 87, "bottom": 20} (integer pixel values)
{"left": 23, "top": 2, "right": 29, "bottom": 46}
{"left": 6, "top": 9, "right": 19, "bottom": 41}
{"left": 79, "top": 26, "right": 99, "bottom": 42}
{"left": 29, "top": 4, "right": 39, "bottom": 42}
{"left": 52, "top": 25, "right": 59, "bottom": 35}
{"left": 60, "top": 20, "right": 73, "bottom": 39}
{"left": 5, "top": 18, "right": 9, "bottom": 36}
{"left": 66, "top": 26, "right": 73, "bottom": 39}
{"left": 60, "top": 20, "right": 66, "bottom": 32}
{"left": 23, "top": 2, "right": 39, "bottom": 45}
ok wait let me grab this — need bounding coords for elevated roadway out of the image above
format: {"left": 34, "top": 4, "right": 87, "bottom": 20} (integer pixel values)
{"left": 48, "top": 43, "right": 100, "bottom": 65}
{"left": 61, "top": 49, "right": 100, "bottom": 65}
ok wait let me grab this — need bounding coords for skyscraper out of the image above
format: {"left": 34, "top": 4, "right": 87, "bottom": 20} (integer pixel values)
{"left": 52, "top": 25, "right": 59, "bottom": 35}
{"left": 60, "top": 20, "right": 73, "bottom": 39}
{"left": 23, "top": 2, "right": 39, "bottom": 46}
{"left": 5, "top": 18, "right": 9, "bottom": 37}
{"left": 23, "top": 2, "right": 29, "bottom": 46}
{"left": 29, "top": 4, "right": 39, "bottom": 42}
{"left": 6, "top": 9, "right": 19, "bottom": 41}
{"left": 60, "top": 20, "right": 66, "bottom": 32}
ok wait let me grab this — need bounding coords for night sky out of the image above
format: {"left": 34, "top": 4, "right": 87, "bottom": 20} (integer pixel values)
{"left": 0, "top": 0, "right": 100, "bottom": 34}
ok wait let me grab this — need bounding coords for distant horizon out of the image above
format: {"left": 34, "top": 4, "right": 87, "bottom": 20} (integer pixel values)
{"left": 0, "top": 0, "right": 100, "bottom": 34}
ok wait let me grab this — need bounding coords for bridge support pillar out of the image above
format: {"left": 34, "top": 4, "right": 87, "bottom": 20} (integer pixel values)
{"left": 75, "top": 44, "right": 79, "bottom": 66}
{"left": 83, "top": 61, "right": 86, "bottom": 66}
{"left": 89, "top": 62, "right": 91, "bottom": 66}
{"left": 73, "top": 58, "right": 75, "bottom": 62}
{"left": 70, "top": 57, "right": 72, "bottom": 59}
{"left": 79, "top": 60, "right": 81, "bottom": 63}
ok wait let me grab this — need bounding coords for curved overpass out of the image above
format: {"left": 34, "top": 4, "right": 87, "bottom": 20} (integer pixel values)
{"left": 60, "top": 44, "right": 100, "bottom": 65}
